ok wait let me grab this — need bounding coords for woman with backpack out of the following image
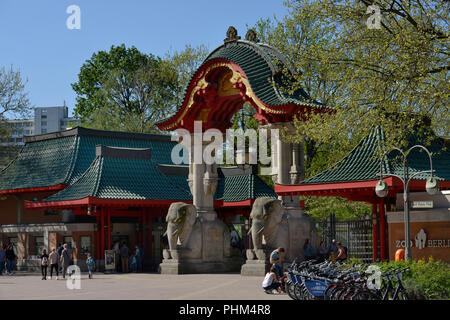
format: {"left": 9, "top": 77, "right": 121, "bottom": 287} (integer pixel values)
{"left": 40, "top": 249, "right": 49, "bottom": 280}
{"left": 86, "top": 253, "right": 95, "bottom": 279}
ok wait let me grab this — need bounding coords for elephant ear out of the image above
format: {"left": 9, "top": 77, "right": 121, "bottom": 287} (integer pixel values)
{"left": 184, "top": 204, "right": 197, "bottom": 227}
{"left": 263, "top": 199, "right": 277, "bottom": 219}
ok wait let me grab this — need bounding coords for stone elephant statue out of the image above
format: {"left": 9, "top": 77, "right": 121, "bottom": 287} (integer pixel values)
{"left": 163, "top": 202, "right": 201, "bottom": 260}
{"left": 247, "top": 197, "right": 289, "bottom": 260}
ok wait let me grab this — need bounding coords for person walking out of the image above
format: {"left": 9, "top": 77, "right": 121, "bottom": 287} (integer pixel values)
{"left": 135, "top": 245, "right": 142, "bottom": 272}
{"left": 120, "top": 242, "right": 129, "bottom": 273}
{"left": 303, "top": 239, "right": 314, "bottom": 261}
{"left": 48, "top": 248, "right": 59, "bottom": 279}
{"left": 57, "top": 243, "right": 64, "bottom": 273}
{"left": 0, "top": 245, "right": 6, "bottom": 276}
{"left": 5, "top": 244, "right": 16, "bottom": 275}
{"left": 60, "top": 243, "right": 72, "bottom": 279}
{"left": 86, "top": 253, "right": 95, "bottom": 279}
{"left": 40, "top": 249, "right": 49, "bottom": 280}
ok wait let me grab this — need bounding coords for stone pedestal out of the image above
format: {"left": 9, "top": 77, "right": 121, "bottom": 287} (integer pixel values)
{"left": 240, "top": 259, "right": 269, "bottom": 276}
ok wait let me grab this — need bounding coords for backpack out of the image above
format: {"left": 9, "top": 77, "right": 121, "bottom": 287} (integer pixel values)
{"left": 343, "top": 246, "right": 348, "bottom": 255}
{"left": 42, "top": 256, "right": 48, "bottom": 266}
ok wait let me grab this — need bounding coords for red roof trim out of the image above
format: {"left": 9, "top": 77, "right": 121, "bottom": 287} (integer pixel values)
{"left": 275, "top": 177, "right": 450, "bottom": 198}
{"left": 1, "top": 184, "right": 67, "bottom": 195}
{"left": 222, "top": 199, "right": 254, "bottom": 207}
{"left": 25, "top": 197, "right": 194, "bottom": 210}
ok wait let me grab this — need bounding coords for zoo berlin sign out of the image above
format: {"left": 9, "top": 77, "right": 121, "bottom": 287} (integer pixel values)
{"left": 396, "top": 229, "right": 450, "bottom": 249}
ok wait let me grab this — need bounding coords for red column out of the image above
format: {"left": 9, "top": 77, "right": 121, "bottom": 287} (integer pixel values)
{"left": 379, "top": 199, "right": 386, "bottom": 261}
{"left": 107, "top": 208, "right": 111, "bottom": 251}
{"left": 372, "top": 203, "right": 378, "bottom": 262}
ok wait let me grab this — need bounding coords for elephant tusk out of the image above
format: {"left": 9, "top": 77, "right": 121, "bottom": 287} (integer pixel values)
{"left": 255, "top": 227, "right": 265, "bottom": 235}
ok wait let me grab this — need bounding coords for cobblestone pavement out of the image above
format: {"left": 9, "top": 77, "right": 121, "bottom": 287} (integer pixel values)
{"left": 0, "top": 272, "right": 291, "bottom": 300}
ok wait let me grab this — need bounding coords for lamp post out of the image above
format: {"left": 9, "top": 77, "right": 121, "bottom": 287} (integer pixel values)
{"left": 375, "top": 145, "right": 439, "bottom": 260}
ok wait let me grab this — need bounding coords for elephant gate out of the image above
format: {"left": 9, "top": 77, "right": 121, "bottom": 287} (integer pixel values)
{"left": 156, "top": 27, "right": 327, "bottom": 275}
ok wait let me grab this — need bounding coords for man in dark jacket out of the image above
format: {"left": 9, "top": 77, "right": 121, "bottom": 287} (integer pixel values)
{"left": 60, "top": 243, "right": 72, "bottom": 279}
{"left": 5, "top": 244, "right": 16, "bottom": 275}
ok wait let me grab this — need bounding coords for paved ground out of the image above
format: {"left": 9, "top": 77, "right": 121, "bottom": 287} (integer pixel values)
{"left": 0, "top": 272, "right": 291, "bottom": 300}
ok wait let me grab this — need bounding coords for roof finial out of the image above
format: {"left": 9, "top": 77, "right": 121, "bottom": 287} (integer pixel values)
{"left": 245, "top": 29, "right": 259, "bottom": 42}
{"left": 224, "top": 26, "right": 240, "bottom": 43}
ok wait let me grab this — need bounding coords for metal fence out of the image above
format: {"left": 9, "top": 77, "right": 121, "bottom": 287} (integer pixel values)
{"left": 321, "top": 213, "right": 374, "bottom": 262}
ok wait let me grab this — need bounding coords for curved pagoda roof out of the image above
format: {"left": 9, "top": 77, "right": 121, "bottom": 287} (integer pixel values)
{"left": 157, "top": 30, "right": 326, "bottom": 132}
{"left": 275, "top": 126, "right": 450, "bottom": 203}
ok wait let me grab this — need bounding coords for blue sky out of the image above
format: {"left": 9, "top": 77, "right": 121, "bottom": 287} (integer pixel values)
{"left": 0, "top": 0, "right": 288, "bottom": 117}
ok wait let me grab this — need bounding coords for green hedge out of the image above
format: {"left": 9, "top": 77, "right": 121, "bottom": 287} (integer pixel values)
{"left": 347, "top": 257, "right": 450, "bottom": 300}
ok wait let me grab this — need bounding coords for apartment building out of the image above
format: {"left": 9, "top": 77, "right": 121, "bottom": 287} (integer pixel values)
{"left": 4, "top": 106, "right": 80, "bottom": 146}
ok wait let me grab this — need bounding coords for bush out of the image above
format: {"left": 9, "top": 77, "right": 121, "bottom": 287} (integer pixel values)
{"left": 342, "top": 257, "right": 450, "bottom": 299}
{"left": 376, "top": 258, "right": 450, "bottom": 300}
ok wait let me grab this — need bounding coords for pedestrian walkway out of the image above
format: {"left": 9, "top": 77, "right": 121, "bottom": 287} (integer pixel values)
{"left": 0, "top": 272, "right": 290, "bottom": 300}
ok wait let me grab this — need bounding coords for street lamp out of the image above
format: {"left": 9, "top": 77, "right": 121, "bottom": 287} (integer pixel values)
{"left": 375, "top": 145, "right": 439, "bottom": 260}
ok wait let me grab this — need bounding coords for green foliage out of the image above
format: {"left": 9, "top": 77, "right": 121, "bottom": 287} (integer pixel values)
{"left": 254, "top": 0, "right": 449, "bottom": 221}
{"left": 73, "top": 44, "right": 209, "bottom": 134}
{"left": 303, "top": 196, "right": 370, "bottom": 221}
{"left": 165, "top": 44, "right": 210, "bottom": 107}
{"left": 375, "top": 258, "right": 450, "bottom": 300}
{"left": 0, "top": 66, "right": 32, "bottom": 167}
{"left": 255, "top": 0, "right": 449, "bottom": 153}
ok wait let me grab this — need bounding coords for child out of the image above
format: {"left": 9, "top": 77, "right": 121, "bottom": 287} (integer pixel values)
{"left": 86, "top": 253, "right": 95, "bottom": 279}
{"left": 40, "top": 249, "right": 49, "bottom": 280}
{"left": 131, "top": 254, "right": 137, "bottom": 273}
{"left": 262, "top": 266, "right": 282, "bottom": 294}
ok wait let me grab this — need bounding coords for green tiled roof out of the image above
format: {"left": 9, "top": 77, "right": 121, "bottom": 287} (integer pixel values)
{"left": 0, "top": 127, "right": 177, "bottom": 191}
{"left": 0, "top": 135, "right": 78, "bottom": 190}
{"left": 204, "top": 40, "right": 323, "bottom": 107}
{"left": 217, "top": 174, "right": 277, "bottom": 202}
{"left": 45, "top": 148, "right": 192, "bottom": 202}
{"left": 215, "top": 166, "right": 277, "bottom": 202}
{"left": 301, "top": 126, "right": 450, "bottom": 185}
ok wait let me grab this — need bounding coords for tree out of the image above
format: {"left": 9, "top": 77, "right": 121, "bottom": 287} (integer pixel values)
{"left": 257, "top": 0, "right": 449, "bottom": 151}
{"left": 72, "top": 45, "right": 179, "bottom": 133}
{"left": 0, "top": 66, "right": 32, "bottom": 166}
{"left": 165, "top": 44, "right": 210, "bottom": 107}
{"left": 73, "top": 44, "right": 210, "bottom": 134}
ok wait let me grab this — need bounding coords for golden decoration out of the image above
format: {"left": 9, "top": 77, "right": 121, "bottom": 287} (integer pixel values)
{"left": 160, "top": 62, "right": 284, "bottom": 130}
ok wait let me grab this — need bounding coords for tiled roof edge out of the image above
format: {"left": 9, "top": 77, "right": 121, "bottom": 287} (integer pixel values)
{"left": 24, "top": 126, "right": 173, "bottom": 143}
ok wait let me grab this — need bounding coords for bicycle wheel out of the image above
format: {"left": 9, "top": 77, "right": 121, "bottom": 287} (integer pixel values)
{"left": 286, "top": 282, "right": 296, "bottom": 300}
{"left": 395, "top": 288, "right": 409, "bottom": 300}
{"left": 293, "top": 283, "right": 304, "bottom": 300}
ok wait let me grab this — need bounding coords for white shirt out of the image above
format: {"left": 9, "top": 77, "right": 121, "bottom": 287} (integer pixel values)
{"left": 262, "top": 272, "right": 274, "bottom": 288}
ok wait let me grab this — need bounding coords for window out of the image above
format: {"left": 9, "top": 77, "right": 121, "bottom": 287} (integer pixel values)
{"left": 35, "top": 236, "right": 45, "bottom": 255}
{"left": 41, "top": 129, "right": 47, "bottom": 134}
{"left": 41, "top": 121, "right": 47, "bottom": 126}
{"left": 16, "top": 138, "right": 23, "bottom": 143}
{"left": 41, "top": 115, "right": 47, "bottom": 119}
{"left": 41, "top": 109, "right": 47, "bottom": 113}
{"left": 80, "top": 236, "right": 91, "bottom": 255}
{"left": 24, "top": 130, "right": 30, "bottom": 135}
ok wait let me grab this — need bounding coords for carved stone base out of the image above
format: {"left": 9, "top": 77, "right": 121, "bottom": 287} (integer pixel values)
{"left": 159, "top": 257, "right": 243, "bottom": 275}
{"left": 240, "top": 260, "right": 270, "bottom": 276}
